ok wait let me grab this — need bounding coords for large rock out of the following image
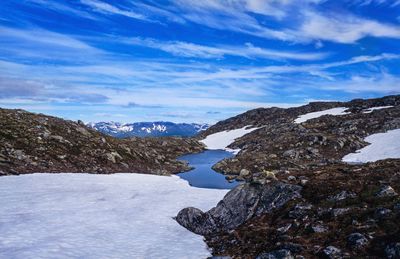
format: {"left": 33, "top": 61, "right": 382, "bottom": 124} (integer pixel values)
{"left": 176, "top": 182, "right": 302, "bottom": 235}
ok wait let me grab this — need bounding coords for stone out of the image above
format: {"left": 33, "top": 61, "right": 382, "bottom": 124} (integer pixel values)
{"left": 289, "top": 203, "right": 312, "bottom": 219}
{"left": 374, "top": 208, "right": 392, "bottom": 219}
{"left": 347, "top": 233, "right": 368, "bottom": 249}
{"left": 277, "top": 223, "right": 292, "bottom": 234}
{"left": 263, "top": 170, "right": 277, "bottom": 180}
{"left": 376, "top": 185, "right": 398, "bottom": 197}
{"left": 311, "top": 224, "right": 328, "bottom": 233}
{"left": 256, "top": 249, "right": 294, "bottom": 259}
{"left": 332, "top": 208, "right": 351, "bottom": 217}
{"left": 49, "top": 135, "right": 64, "bottom": 142}
{"left": 239, "top": 169, "right": 251, "bottom": 178}
{"left": 105, "top": 151, "right": 123, "bottom": 164}
{"left": 76, "top": 126, "right": 91, "bottom": 137}
{"left": 175, "top": 207, "right": 218, "bottom": 235}
{"left": 322, "top": 246, "right": 342, "bottom": 259}
{"left": 328, "top": 191, "right": 357, "bottom": 202}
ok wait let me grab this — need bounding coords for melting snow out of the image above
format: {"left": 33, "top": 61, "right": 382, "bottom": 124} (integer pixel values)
{"left": 200, "top": 126, "right": 259, "bottom": 154}
{"left": 0, "top": 173, "right": 228, "bottom": 259}
{"left": 363, "top": 106, "right": 394, "bottom": 113}
{"left": 342, "top": 129, "right": 400, "bottom": 163}
{"left": 295, "top": 107, "right": 349, "bottom": 124}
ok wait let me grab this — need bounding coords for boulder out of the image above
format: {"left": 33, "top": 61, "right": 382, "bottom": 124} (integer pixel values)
{"left": 176, "top": 182, "right": 302, "bottom": 235}
{"left": 175, "top": 207, "right": 217, "bottom": 235}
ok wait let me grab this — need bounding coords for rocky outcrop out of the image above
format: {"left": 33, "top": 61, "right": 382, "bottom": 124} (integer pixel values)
{"left": 176, "top": 182, "right": 302, "bottom": 235}
{"left": 0, "top": 108, "right": 204, "bottom": 175}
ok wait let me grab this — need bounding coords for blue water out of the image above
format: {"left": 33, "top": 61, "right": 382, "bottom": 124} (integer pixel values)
{"left": 177, "top": 150, "right": 240, "bottom": 189}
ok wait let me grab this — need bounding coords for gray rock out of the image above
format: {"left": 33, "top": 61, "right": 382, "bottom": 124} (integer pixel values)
{"left": 347, "top": 233, "right": 368, "bottom": 249}
{"left": 289, "top": 203, "right": 312, "bottom": 219}
{"left": 332, "top": 208, "right": 351, "bottom": 217}
{"left": 256, "top": 249, "right": 294, "bottom": 259}
{"left": 322, "top": 246, "right": 342, "bottom": 259}
{"left": 385, "top": 243, "right": 400, "bottom": 259}
{"left": 328, "top": 191, "right": 357, "bottom": 202}
{"left": 175, "top": 207, "right": 217, "bottom": 235}
{"left": 239, "top": 168, "right": 251, "bottom": 178}
{"left": 283, "top": 149, "right": 299, "bottom": 160}
{"left": 374, "top": 208, "right": 392, "bottom": 219}
{"left": 376, "top": 185, "right": 398, "bottom": 197}
{"left": 311, "top": 224, "right": 328, "bottom": 233}
{"left": 277, "top": 223, "right": 292, "bottom": 234}
{"left": 176, "top": 182, "right": 302, "bottom": 235}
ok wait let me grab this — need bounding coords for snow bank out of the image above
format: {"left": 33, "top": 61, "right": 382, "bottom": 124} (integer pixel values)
{"left": 0, "top": 173, "right": 228, "bottom": 259}
{"left": 295, "top": 107, "right": 349, "bottom": 124}
{"left": 200, "top": 126, "right": 258, "bottom": 154}
{"left": 363, "top": 106, "right": 394, "bottom": 113}
{"left": 342, "top": 129, "right": 400, "bottom": 163}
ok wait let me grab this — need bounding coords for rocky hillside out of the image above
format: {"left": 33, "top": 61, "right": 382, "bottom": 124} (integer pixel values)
{"left": 0, "top": 108, "right": 204, "bottom": 176}
{"left": 177, "top": 95, "right": 400, "bottom": 258}
{"left": 206, "top": 95, "right": 400, "bottom": 179}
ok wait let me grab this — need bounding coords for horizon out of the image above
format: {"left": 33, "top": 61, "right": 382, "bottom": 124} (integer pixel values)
{"left": 1, "top": 0, "right": 400, "bottom": 123}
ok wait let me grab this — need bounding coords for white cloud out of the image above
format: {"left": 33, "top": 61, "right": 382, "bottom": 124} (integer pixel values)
{"left": 127, "top": 37, "right": 328, "bottom": 61}
{"left": 166, "top": 0, "right": 400, "bottom": 44}
{"left": 323, "top": 73, "right": 400, "bottom": 93}
{"left": 298, "top": 11, "right": 400, "bottom": 43}
{"left": 80, "top": 0, "right": 148, "bottom": 21}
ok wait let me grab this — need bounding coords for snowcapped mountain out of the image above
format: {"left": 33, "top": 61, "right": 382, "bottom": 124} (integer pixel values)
{"left": 87, "top": 121, "right": 209, "bottom": 138}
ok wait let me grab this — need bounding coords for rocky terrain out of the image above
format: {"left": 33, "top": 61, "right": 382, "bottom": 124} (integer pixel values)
{"left": 0, "top": 108, "right": 204, "bottom": 176}
{"left": 177, "top": 95, "right": 400, "bottom": 258}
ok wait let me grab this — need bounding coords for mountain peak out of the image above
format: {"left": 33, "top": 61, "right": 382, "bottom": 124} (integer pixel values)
{"left": 87, "top": 121, "right": 210, "bottom": 138}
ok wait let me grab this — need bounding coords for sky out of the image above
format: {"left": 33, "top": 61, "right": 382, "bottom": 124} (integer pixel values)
{"left": 0, "top": 0, "right": 400, "bottom": 124}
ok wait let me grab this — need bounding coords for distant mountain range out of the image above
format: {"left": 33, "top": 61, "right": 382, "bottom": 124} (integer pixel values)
{"left": 87, "top": 121, "right": 209, "bottom": 138}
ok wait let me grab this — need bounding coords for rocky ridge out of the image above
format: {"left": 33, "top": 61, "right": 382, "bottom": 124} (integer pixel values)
{"left": 0, "top": 108, "right": 204, "bottom": 175}
{"left": 177, "top": 95, "right": 400, "bottom": 258}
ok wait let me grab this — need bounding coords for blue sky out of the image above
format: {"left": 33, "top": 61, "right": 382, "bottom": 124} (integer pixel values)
{"left": 1, "top": 0, "right": 400, "bottom": 123}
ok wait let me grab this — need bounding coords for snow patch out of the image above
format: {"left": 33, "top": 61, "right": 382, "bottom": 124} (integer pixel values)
{"left": 0, "top": 173, "right": 228, "bottom": 259}
{"left": 295, "top": 107, "right": 349, "bottom": 124}
{"left": 342, "top": 129, "right": 400, "bottom": 163}
{"left": 200, "top": 126, "right": 259, "bottom": 154}
{"left": 363, "top": 106, "right": 394, "bottom": 113}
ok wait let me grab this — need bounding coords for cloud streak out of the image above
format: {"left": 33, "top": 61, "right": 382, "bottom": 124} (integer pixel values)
{"left": 127, "top": 37, "right": 328, "bottom": 61}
